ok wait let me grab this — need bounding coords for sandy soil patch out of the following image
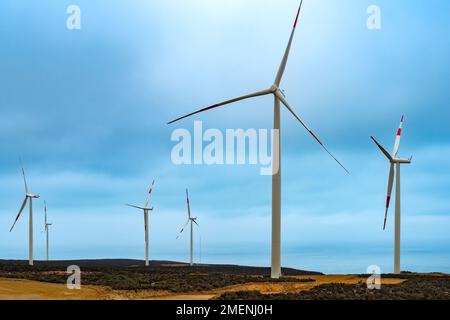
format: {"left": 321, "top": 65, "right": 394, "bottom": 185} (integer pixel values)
{"left": 0, "top": 278, "right": 212, "bottom": 300}
{"left": 0, "top": 278, "right": 112, "bottom": 300}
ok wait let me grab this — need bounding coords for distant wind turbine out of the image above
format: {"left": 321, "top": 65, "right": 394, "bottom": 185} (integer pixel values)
{"left": 44, "top": 201, "right": 52, "bottom": 261}
{"left": 126, "top": 180, "right": 155, "bottom": 267}
{"left": 371, "top": 115, "right": 412, "bottom": 274}
{"left": 176, "top": 189, "right": 198, "bottom": 267}
{"left": 168, "top": 0, "right": 348, "bottom": 278}
{"left": 10, "top": 165, "right": 40, "bottom": 266}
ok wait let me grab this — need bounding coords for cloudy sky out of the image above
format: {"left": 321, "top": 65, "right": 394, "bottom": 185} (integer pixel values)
{"left": 0, "top": 0, "right": 449, "bottom": 273}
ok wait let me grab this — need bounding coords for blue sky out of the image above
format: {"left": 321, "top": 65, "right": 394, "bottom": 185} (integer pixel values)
{"left": 0, "top": 0, "right": 449, "bottom": 274}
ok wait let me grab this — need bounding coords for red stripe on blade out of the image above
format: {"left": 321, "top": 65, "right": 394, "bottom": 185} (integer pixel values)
{"left": 293, "top": 2, "right": 302, "bottom": 28}
{"left": 397, "top": 128, "right": 402, "bottom": 136}
{"left": 148, "top": 180, "right": 155, "bottom": 194}
{"left": 386, "top": 196, "right": 391, "bottom": 208}
{"left": 309, "top": 130, "right": 322, "bottom": 145}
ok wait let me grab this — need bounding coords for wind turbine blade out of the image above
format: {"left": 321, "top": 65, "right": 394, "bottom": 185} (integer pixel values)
{"left": 383, "top": 163, "right": 395, "bottom": 230}
{"left": 21, "top": 167, "right": 29, "bottom": 194}
{"left": 43, "top": 200, "right": 47, "bottom": 233}
{"left": 126, "top": 204, "right": 146, "bottom": 210}
{"left": 392, "top": 115, "right": 404, "bottom": 157}
{"left": 176, "top": 220, "right": 190, "bottom": 239}
{"left": 371, "top": 136, "right": 394, "bottom": 162}
{"left": 44, "top": 200, "right": 47, "bottom": 225}
{"left": 144, "top": 179, "right": 156, "bottom": 207}
{"left": 186, "top": 188, "right": 191, "bottom": 219}
{"left": 276, "top": 93, "right": 349, "bottom": 174}
{"left": 192, "top": 219, "right": 199, "bottom": 227}
{"left": 144, "top": 212, "right": 148, "bottom": 239}
{"left": 274, "top": 0, "right": 304, "bottom": 86}
{"left": 167, "top": 88, "right": 272, "bottom": 124}
{"left": 10, "top": 197, "right": 28, "bottom": 232}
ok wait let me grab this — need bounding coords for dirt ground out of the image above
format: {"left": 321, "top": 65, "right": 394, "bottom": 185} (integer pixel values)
{"left": 0, "top": 275, "right": 406, "bottom": 300}
{"left": 0, "top": 278, "right": 112, "bottom": 300}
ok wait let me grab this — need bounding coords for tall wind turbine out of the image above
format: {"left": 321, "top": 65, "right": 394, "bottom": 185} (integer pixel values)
{"left": 10, "top": 166, "right": 40, "bottom": 266}
{"left": 168, "top": 0, "right": 348, "bottom": 278}
{"left": 44, "top": 201, "right": 52, "bottom": 261}
{"left": 126, "top": 180, "right": 155, "bottom": 267}
{"left": 371, "top": 115, "right": 412, "bottom": 274}
{"left": 176, "top": 189, "right": 198, "bottom": 267}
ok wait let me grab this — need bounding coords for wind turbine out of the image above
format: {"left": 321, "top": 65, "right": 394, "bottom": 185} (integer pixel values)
{"left": 44, "top": 201, "right": 52, "bottom": 261}
{"left": 371, "top": 115, "right": 412, "bottom": 274}
{"left": 168, "top": 0, "right": 348, "bottom": 278}
{"left": 176, "top": 189, "right": 198, "bottom": 267}
{"left": 126, "top": 180, "right": 155, "bottom": 267}
{"left": 10, "top": 166, "right": 40, "bottom": 266}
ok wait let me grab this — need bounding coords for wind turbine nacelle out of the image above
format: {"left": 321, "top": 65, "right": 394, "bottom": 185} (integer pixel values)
{"left": 394, "top": 158, "right": 412, "bottom": 164}
{"left": 27, "top": 193, "right": 40, "bottom": 199}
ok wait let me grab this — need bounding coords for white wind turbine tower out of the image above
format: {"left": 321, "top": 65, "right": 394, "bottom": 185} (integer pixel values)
{"left": 168, "top": 0, "right": 348, "bottom": 278}
{"left": 44, "top": 201, "right": 52, "bottom": 261}
{"left": 126, "top": 180, "right": 156, "bottom": 267}
{"left": 10, "top": 166, "right": 40, "bottom": 266}
{"left": 371, "top": 115, "right": 412, "bottom": 274}
{"left": 176, "top": 189, "right": 198, "bottom": 267}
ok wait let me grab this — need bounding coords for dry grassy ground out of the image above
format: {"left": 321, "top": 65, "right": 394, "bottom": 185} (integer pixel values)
{"left": 0, "top": 275, "right": 405, "bottom": 300}
{"left": 0, "top": 260, "right": 448, "bottom": 300}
